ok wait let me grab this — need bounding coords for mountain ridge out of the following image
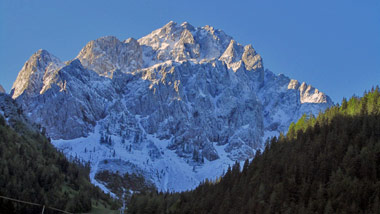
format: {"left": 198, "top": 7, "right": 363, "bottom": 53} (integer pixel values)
{"left": 10, "top": 21, "right": 333, "bottom": 192}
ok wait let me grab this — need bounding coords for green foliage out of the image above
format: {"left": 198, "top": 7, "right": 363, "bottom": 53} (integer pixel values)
{"left": 128, "top": 87, "right": 380, "bottom": 213}
{"left": 0, "top": 115, "right": 120, "bottom": 213}
{"left": 95, "top": 170, "right": 156, "bottom": 200}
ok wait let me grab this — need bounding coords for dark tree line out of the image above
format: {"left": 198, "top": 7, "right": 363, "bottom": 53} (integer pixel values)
{"left": 95, "top": 170, "right": 157, "bottom": 201}
{"left": 0, "top": 114, "right": 120, "bottom": 213}
{"left": 128, "top": 86, "right": 380, "bottom": 213}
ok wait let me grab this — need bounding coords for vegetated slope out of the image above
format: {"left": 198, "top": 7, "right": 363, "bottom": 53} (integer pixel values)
{"left": 128, "top": 87, "right": 380, "bottom": 214}
{"left": 0, "top": 94, "right": 119, "bottom": 213}
{"left": 10, "top": 21, "right": 332, "bottom": 192}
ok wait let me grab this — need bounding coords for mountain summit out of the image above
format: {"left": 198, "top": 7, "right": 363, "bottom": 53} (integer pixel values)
{"left": 11, "top": 21, "right": 333, "bottom": 192}
{"left": 0, "top": 85, "right": 5, "bottom": 93}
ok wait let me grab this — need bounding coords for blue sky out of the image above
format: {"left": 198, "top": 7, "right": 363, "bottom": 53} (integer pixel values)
{"left": 1, "top": 0, "right": 379, "bottom": 102}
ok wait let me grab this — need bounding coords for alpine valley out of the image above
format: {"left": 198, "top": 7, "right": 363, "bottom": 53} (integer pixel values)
{"left": 10, "top": 21, "right": 333, "bottom": 194}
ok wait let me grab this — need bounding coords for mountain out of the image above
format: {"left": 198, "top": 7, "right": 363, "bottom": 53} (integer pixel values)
{"left": 128, "top": 88, "right": 380, "bottom": 213}
{"left": 10, "top": 21, "right": 333, "bottom": 192}
{"left": 0, "top": 93, "right": 120, "bottom": 213}
{"left": 0, "top": 85, "right": 5, "bottom": 93}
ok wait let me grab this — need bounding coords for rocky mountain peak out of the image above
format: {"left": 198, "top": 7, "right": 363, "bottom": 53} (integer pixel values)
{"left": 149, "top": 21, "right": 183, "bottom": 41}
{"left": 242, "top": 44, "right": 263, "bottom": 71}
{"left": 299, "top": 82, "right": 331, "bottom": 104}
{"left": 138, "top": 21, "right": 232, "bottom": 64}
{"left": 202, "top": 25, "right": 215, "bottom": 34}
{"left": 287, "top": 79, "right": 300, "bottom": 90}
{"left": 124, "top": 37, "right": 139, "bottom": 45}
{"left": 11, "top": 49, "right": 63, "bottom": 99}
{"left": 287, "top": 80, "right": 331, "bottom": 104}
{"left": 218, "top": 40, "right": 263, "bottom": 74}
{"left": 11, "top": 22, "right": 334, "bottom": 192}
{"left": 180, "top": 21, "right": 195, "bottom": 31}
{"left": 219, "top": 40, "right": 244, "bottom": 64}
{"left": 0, "top": 85, "right": 5, "bottom": 93}
{"left": 163, "top": 20, "right": 177, "bottom": 30}
{"left": 76, "top": 35, "right": 142, "bottom": 77}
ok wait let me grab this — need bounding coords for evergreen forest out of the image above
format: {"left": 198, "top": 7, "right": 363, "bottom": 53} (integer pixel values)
{"left": 127, "top": 87, "right": 380, "bottom": 214}
{"left": 0, "top": 108, "right": 120, "bottom": 213}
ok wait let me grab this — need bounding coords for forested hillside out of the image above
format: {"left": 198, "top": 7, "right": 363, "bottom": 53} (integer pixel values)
{"left": 128, "top": 87, "right": 380, "bottom": 213}
{"left": 0, "top": 96, "right": 120, "bottom": 213}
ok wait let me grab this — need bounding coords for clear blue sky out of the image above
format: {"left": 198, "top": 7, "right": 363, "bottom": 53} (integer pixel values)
{"left": 1, "top": 0, "right": 379, "bottom": 102}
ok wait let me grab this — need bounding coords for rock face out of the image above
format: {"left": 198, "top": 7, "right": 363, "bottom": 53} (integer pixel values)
{"left": 11, "top": 49, "right": 64, "bottom": 98}
{"left": 11, "top": 21, "right": 333, "bottom": 192}
{"left": 0, "top": 93, "right": 36, "bottom": 131}
{"left": 0, "top": 85, "right": 5, "bottom": 93}
{"left": 76, "top": 36, "right": 142, "bottom": 77}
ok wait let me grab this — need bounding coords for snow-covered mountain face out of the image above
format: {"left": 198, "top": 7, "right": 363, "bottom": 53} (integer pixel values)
{"left": 11, "top": 21, "right": 333, "bottom": 192}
